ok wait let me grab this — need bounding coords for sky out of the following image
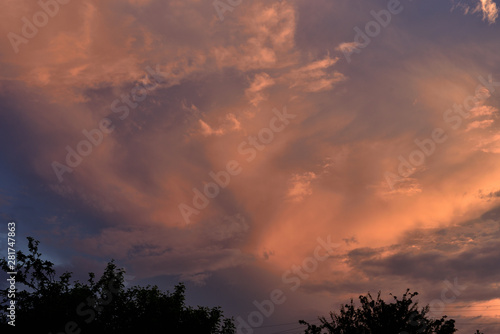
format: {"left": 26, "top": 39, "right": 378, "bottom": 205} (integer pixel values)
{"left": 1, "top": 0, "right": 500, "bottom": 333}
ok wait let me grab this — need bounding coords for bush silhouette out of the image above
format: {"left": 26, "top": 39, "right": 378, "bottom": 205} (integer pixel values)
{"left": 299, "top": 290, "right": 457, "bottom": 334}
{"left": 0, "top": 237, "right": 235, "bottom": 333}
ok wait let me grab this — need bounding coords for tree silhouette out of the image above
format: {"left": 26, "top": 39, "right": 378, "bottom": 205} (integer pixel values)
{"left": 0, "top": 237, "right": 235, "bottom": 333}
{"left": 299, "top": 289, "right": 457, "bottom": 334}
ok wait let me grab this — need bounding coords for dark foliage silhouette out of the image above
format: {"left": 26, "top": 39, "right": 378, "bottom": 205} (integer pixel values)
{"left": 0, "top": 237, "right": 235, "bottom": 333}
{"left": 299, "top": 290, "right": 459, "bottom": 334}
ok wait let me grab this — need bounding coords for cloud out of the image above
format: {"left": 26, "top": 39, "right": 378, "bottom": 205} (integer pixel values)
{"left": 199, "top": 119, "right": 225, "bottom": 136}
{"left": 68, "top": 213, "right": 252, "bottom": 282}
{"left": 470, "top": 105, "right": 498, "bottom": 117}
{"left": 479, "top": 189, "right": 500, "bottom": 198}
{"left": 378, "top": 176, "right": 423, "bottom": 197}
{"left": 478, "top": 0, "right": 499, "bottom": 24}
{"left": 198, "top": 113, "right": 241, "bottom": 137}
{"left": 466, "top": 119, "right": 494, "bottom": 131}
{"left": 454, "top": 0, "right": 499, "bottom": 24}
{"left": 213, "top": 1, "right": 297, "bottom": 71}
{"left": 245, "top": 73, "right": 275, "bottom": 106}
{"left": 286, "top": 172, "right": 317, "bottom": 202}
{"left": 345, "top": 207, "right": 500, "bottom": 285}
{"left": 300, "top": 206, "right": 500, "bottom": 320}
{"left": 286, "top": 56, "right": 345, "bottom": 93}
{"left": 473, "top": 133, "right": 500, "bottom": 153}
{"left": 336, "top": 42, "right": 360, "bottom": 54}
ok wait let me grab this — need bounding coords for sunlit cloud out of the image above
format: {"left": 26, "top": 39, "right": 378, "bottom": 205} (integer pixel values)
{"left": 454, "top": 0, "right": 499, "bottom": 24}
{"left": 478, "top": 0, "right": 499, "bottom": 24}
{"left": 286, "top": 172, "right": 317, "bottom": 202}
{"left": 286, "top": 56, "right": 345, "bottom": 93}
{"left": 245, "top": 73, "right": 276, "bottom": 106}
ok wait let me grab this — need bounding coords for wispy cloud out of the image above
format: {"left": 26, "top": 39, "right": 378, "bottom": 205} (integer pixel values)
{"left": 478, "top": 0, "right": 499, "bottom": 24}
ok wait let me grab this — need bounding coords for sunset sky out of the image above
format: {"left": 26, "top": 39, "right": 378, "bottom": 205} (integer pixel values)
{"left": 1, "top": 0, "right": 500, "bottom": 332}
